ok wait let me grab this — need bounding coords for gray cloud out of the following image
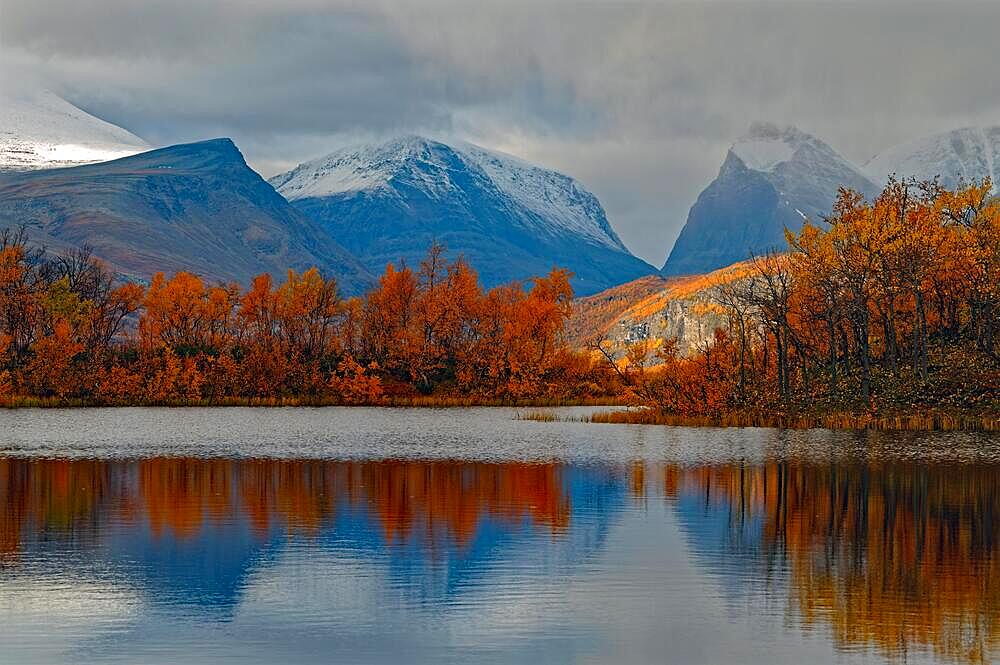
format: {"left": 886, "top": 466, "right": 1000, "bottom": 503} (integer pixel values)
{"left": 2, "top": 0, "right": 999, "bottom": 265}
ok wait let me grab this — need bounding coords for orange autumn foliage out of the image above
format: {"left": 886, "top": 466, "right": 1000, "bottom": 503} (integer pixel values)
{"left": 1, "top": 238, "right": 612, "bottom": 404}
{"left": 597, "top": 178, "right": 1000, "bottom": 418}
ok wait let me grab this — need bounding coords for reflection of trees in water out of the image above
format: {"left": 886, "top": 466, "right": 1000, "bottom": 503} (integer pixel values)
{"left": 0, "top": 458, "right": 571, "bottom": 559}
{"left": 6, "top": 456, "right": 998, "bottom": 662}
{"left": 0, "top": 458, "right": 119, "bottom": 561}
{"left": 664, "top": 462, "right": 1000, "bottom": 665}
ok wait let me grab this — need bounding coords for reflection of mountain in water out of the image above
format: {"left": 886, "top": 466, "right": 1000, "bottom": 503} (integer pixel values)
{"left": 105, "top": 508, "right": 279, "bottom": 614}
{"left": 665, "top": 462, "right": 1000, "bottom": 665}
{"left": 0, "top": 459, "right": 628, "bottom": 615}
{"left": 317, "top": 465, "right": 627, "bottom": 602}
{"left": 12, "top": 456, "right": 999, "bottom": 663}
{"left": 669, "top": 466, "right": 774, "bottom": 599}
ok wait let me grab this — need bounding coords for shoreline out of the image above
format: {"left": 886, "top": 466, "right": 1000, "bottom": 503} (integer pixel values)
{"left": 0, "top": 395, "right": 624, "bottom": 409}
{"left": 3, "top": 396, "right": 998, "bottom": 433}
{"left": 517, "top": 407, "right": 1000, "bottom": 433}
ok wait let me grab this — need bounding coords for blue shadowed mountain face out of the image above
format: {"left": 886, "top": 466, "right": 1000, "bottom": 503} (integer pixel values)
{"left": 270, "top": 136, "right": 657, "bottom": 296}
{"left": 0, "top": 139, "right": 374, "bottom": 294}
{"left": 662, "top": 123, "right": 879, "bottom": 276}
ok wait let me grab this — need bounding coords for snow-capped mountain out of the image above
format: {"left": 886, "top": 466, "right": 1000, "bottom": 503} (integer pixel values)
{"left": 270, "top": 135, "right": 656, "bottom": 295}
{"left": 0, "top": 139, "right": 373, "bottom": 293}
{"left": 0, "top": 88, "right": 149, "bottom": 171}
{"left": 865, "top": 126, "right": 1000, "bottom": 191}
{"left": 662, "top": 123, "right": 878, "bottom": 276}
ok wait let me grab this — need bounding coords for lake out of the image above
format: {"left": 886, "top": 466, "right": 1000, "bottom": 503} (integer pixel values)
{"left": 2, "top": 407, "right": 999, "bottom": 664}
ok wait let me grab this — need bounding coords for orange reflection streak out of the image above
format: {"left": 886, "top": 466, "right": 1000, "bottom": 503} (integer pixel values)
{"left": 140, "top": 459, "right": 234, "bottom": 539}
{"left": 666, "top": 462, "right": 1000, "bottom": 665}
{"left": 0, "top": 458, "right": 112, "bottom": 561}
{"left": 0, "top": 458, "right": 570, "bottom": 558}
{"left": 344, "top": 461, "right": 570, "bottom": 546}
{"left": 235, "top": 460, "right": 340, "bottom": 537}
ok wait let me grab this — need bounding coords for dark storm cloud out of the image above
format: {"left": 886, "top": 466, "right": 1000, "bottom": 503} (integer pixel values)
{"left": 2, "top": 0, "right": 999, "bottom": 264}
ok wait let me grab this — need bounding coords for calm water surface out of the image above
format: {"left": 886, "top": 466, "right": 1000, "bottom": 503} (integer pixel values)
{"left": 2, "top": 407, "right": 1000, "bottom": 664}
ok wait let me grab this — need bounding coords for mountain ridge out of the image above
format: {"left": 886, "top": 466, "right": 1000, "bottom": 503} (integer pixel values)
{"left": 0, "top": 138, "right": 374, "bottom": 294}
{"left": 270, "top": 135, "right": 656, "bottom": 295}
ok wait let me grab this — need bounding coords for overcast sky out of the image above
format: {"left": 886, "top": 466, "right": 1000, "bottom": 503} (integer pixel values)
{"left": 2, "top": 0, "right": 998, "bottom": 266}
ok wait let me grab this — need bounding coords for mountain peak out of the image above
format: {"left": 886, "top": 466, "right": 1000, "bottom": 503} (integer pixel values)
{"left": 144, "top": 137, "right": 244, "bottom": 162}
{"left": 183, "top": 137, "right": 240, "bottom": 151}
{"left": 730, "top": 123, "right": 818, "bottom": 173}
{"left": 270, "top": 135, "right": 655, "bottom": 294}
{"left": 0, "top": 137, "right": 373, "bottom": 294}
{"left": 663, "top": 125, "right": 877, "bottom": 276}
{"left": 379, "top": 133, "right": 443, "bottom": 152}
{"left": 337, "top": 134, "right": 447, "bottom": 164}
{"left": 0, "top": 88, "right": 149, "bottom": 171}
{"left": 272, "top": 135, "right": 630, "bottom": 252}
{"left": 269, "top": 134, "right": 450, "bottom": 200}
{"left": 57, "top": 137, "right": 249, "bottom": 176}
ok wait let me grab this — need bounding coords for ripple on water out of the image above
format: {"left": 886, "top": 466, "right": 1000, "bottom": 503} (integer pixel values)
{"left": 0, "top": 407, "right": 998, "bottom": 664}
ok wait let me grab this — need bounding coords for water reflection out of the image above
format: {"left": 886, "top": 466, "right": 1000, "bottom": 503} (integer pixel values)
{"left": 0, "top": 459, "right": 624, "bottom": 610}
{"left": 2, "top": 455, "right": 1000, "bottom": 663}
{"left": 668, "top": 462, "right": 1000, "bottom": 664}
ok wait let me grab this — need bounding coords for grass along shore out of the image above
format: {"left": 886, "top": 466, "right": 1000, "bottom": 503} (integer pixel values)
{"left": 0, "top": 395, "right": 624, "bottom": 409}
{"left": 5, "top": 394, "right": 996, "bottom": 433}
{"left": 515, "top": 407, "right": 1000, "bottom": 432}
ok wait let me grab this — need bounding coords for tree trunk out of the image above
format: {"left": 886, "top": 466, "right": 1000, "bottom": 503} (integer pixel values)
{"left": 827, "top": 316, "right": 837, "bottom": 398}
{"left": 762, "top": 334, "right": 770, "bottom": 383}
{"left": 886, "top": 299, "right": 898, "bottom": 375}
{"left": 775, "top": 328, "right": 787, "bottom": 400}
{"left": 841, "top": 325, "right": 852, "bottom": 376}
{"left": 913, "top": 288, "right": 928, "bottom": 380}
{"left": 737, "top": 320, "right": 747, "bottom": 400}
{"left": 781, "top": 325, "right": 790, "bottom": 398}
{"left": 858, "top": 314, "right": 871, "bottom": 403}
{"left": 798, "top": 344, "right": 810, "bottom": 393}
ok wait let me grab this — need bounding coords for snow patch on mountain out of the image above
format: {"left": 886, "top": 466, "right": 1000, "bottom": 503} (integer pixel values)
{"left": 453, "top": 140, "right": 626, "bottom": 250}
{"left": 728, "top": 122, "right": 861, "bottom": 181}
{"left": 271, "top": 135, "right": 627, "bottom": 251}
{"left": 730, "top": 123, "right": 799, "bottom": 172}
{"left": 269, "top": 136, "right": 427, "bottom": 199}
{"left": 865, "top": 126, "right": 1000, "bottom": 192}
{"left": 0, "top": 89, "right": 149, "bottom": 171}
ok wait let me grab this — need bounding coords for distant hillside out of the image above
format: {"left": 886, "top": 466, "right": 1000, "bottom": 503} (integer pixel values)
{"left": 271, "top": 135, "right": 657, "bottom": 296}
{"left": 0, "top": 139, "right": 374, "bottom": 294}
{"left": 567, "top": 274, "right": 672, "bottom": 345}
{"left": 568, "top": 261, "right": 757, "bottom": 359}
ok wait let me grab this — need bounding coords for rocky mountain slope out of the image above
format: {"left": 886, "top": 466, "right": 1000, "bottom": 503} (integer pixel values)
{"left": 0, "top": 139, "right": 373, "bottom": 293}
{"left": 662, "top": 123, "right": 878, "bottom": 276}
{"left": 568, "top": 262, "right": 756, "bottom": 360}
{"left": 270, "top": 135, "right": 656, "bottom": 295}
{"left": 0, "top": 88, "right": 149, "bottom": 171}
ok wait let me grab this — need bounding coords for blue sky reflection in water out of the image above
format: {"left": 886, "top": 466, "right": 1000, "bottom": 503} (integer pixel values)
{"left": 1, "top": 407, "right": 1000, "bottom": 664}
